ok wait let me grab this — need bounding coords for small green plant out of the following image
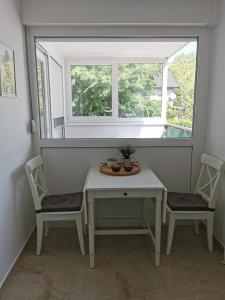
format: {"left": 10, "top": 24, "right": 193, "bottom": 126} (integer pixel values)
{"left": 118, "top": 144, "right": 136, "bottom": 159}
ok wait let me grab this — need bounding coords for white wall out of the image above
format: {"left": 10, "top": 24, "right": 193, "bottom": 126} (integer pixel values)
{"left": 65, "top": 124, "right": 165, "bottom": 139}
{"left": 204, "top": 0, "right": 225, "bottom": 247}
{"left": 0, "top": 0, "right": 35, "bottom": 287}
{"left": 21, "top": 0, "right": 218, "bottom": 26}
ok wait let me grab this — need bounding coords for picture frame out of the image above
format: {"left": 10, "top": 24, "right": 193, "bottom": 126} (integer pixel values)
{"left": 0, "top": 42, "right": 17, "bottom": 98}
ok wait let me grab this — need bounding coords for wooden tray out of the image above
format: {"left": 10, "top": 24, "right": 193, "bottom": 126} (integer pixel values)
{"left": 100, "top": 163, "right": 140, "bottom": 176}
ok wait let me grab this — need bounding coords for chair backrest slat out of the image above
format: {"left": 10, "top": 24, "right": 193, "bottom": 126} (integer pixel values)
{"left": 25, "top": 155, "right": 48, "bottom": 211}
{"left": 201, "top": 153, "right": 224, "bottom": 171}
{"left": 196, "top": 153, "right": 224, "bottom": 209}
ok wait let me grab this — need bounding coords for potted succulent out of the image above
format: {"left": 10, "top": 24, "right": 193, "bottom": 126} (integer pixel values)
{"left": 118, "top": 144, "right": 136, "bottom": 170}
{"left": 106, "top": 157, "right": 117, "bottom": 167}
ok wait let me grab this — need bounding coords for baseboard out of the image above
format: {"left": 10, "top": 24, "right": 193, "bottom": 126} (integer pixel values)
{"left": 214, "top": 232, "right": 225, "bottom": 249}
{"left": 0, "top": 224, "right": 36, "bottom": 289}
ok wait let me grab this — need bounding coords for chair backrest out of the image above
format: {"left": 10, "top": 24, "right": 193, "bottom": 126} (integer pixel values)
{"left": 25, "top": 155, "right": 48, "bottom": 211}
{"left": 195, "top": 153, "right": 224, "bottom": 209}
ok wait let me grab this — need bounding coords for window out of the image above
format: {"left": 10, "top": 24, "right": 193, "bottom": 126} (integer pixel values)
{"left": 68, "top": 60, "right": 166, "bottom": 122}
{"left": 36, "top": 47, "right": 52, "bottom": 139}
{"left": 166, "top": 41, "right": 197, "bottom": 131}
{"left": 118, "top": 63, "right": 163, "bottom": 118}
{"left": 36, "top": 59, "right": 45, "bottom": 137}
{"left": 71, "top": 65, "right": 112, "bottom": 117}
{"left": 36, "top": 38, "right": 198, "bottom": 139}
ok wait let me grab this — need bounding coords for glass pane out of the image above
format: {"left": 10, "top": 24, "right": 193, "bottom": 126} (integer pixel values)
{"left": 70, "top": 65, "right": 112, "bottom": 117}
{"left": 36, "top": 59, "right": 46, "bottom": 138}
{"left": 166, "top": 41, "right": 198, "bottom": 137}
{"left": 118, "top": 63, "right": 163, "bottom": 118}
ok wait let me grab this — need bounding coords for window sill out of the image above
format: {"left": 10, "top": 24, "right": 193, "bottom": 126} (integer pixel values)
{"left": 39, "top": 138, "right": 194, "bottom": 149}
{"left": 66, "top": 119, "right": 166, "bottom": 126}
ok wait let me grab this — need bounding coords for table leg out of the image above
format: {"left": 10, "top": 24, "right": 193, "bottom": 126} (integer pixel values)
{"left": 155, "top": 190, "right": 162, "bottom": 267}
{"left": 88, "top": 192, "right": 95, "bottom": 268}
{"left": 142, "top": 198, "right": 147, "bottom": 228}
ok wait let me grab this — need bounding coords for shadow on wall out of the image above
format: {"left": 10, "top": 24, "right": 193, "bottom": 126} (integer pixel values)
{"left": 10, "top": 153, "right": 35, "bottom": 235}
{"left": 214, "top": 173, "right": 225, "bottom": 247}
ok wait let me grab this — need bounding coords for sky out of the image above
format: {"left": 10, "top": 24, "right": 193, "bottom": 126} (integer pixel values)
{"left": 168, "top": 41, "right": 197, "bottom": 63}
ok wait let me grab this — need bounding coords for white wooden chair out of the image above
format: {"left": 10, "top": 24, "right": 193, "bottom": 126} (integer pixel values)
{"left": 163, "top": 153, "right": 224, "bottom": 255}
{"left": 25, "top": 155, "right": 85, "bottom": 255}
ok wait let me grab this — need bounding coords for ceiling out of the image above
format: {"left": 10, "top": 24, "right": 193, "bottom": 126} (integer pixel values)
{"left": 39, "top": 39, "right": 192, "bottom": 59}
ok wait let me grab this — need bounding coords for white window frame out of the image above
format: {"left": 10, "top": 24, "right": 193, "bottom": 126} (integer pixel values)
{"left": 26, "top": 28, "right": 210, "bottom": 149}
{"left": 66, "top": 57, "right": 167, "bottom": 125}
{"left": 36, "top": 45, "right": 53, "bottom": 138}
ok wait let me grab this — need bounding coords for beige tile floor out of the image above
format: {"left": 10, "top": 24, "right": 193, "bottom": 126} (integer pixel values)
{"left": 0, "top": 225, "right": 225, "bottom": 300}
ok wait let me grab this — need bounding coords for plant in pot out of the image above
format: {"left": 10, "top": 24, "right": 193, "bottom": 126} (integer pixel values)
{"left": 118, "top": 144, "right": 136, "bottom": 171}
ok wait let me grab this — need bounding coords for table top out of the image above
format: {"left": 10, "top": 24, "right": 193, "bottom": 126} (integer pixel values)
{"left": 85, "top": 164, "right": 165, "bottom": 191}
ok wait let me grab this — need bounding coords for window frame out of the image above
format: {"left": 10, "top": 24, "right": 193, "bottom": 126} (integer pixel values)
{"left": 66, "top": 57, "right": 167, "bottom": 125}
{"left": 36, "top": 45, "right": 53, "bottom": 138}
{"left": 26, "top": 28, "right": 209, "bottom": 147}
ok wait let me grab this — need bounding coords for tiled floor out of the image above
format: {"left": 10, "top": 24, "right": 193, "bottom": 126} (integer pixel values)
{"left": 0, "top": 225, "right": 225, "bottom": 300}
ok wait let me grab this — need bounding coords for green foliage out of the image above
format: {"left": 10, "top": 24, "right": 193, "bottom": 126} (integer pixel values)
{"left": 168, "top": 52, "right": 196, "bottom": 129}
{"left": 70, "top": 54, "right": 196, "bottom": 130}
{"left": 71, "top": 63, "right": 162, "bottom": 118}
{"left": 71, "top": 65, "right": 112, "bottom": 117}
{"left": 119, "top": 144, "right": 136, "bottom": 159}
{"left": 168, "top": 118, "right": 192, "bottom": 128}
{"left": 36, "top": 62, "right": 44, "bottom": 114}
{"left": 118, "top": 64, "right": 162, "bottom": 118}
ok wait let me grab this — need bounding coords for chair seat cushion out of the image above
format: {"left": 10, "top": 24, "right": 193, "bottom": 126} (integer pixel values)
{"left": 167, "top": 192, "right": 214, "bottom": 212}
{"left": 36, "top": 192, "right": 83, "bottom": 213}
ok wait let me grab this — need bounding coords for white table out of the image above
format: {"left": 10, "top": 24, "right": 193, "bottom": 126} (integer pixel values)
{"left": 84, "top": 164, "right": 166, "bottom": 268}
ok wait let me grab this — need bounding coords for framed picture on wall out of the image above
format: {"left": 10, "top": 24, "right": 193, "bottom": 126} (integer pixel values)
{"left": 0, "top": 42, "right": 16, "bottom": 97}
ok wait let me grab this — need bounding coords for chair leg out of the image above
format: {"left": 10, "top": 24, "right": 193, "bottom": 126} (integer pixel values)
{"left": 76, "top": 214, "right": 85, "bottom": 255}
{"left": 166, "top": 213, "right": 176, "bottom": 255}
{"left": 83, "top": 196, "right": 88, "bottom": 226}
{"left": 44, "top": 222, "right": 49, "bottom": 237}
{"left": 194, "top": 220, "right": 200, "bottom": 235}
{"left": 207, "top": 213, "right": 214, "bottom": 253}
{"left": 81, "top": 211, "right": 87, "bottom": 235}
{"left": 36, "top": 215, "right": 43, "bottom": 255}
